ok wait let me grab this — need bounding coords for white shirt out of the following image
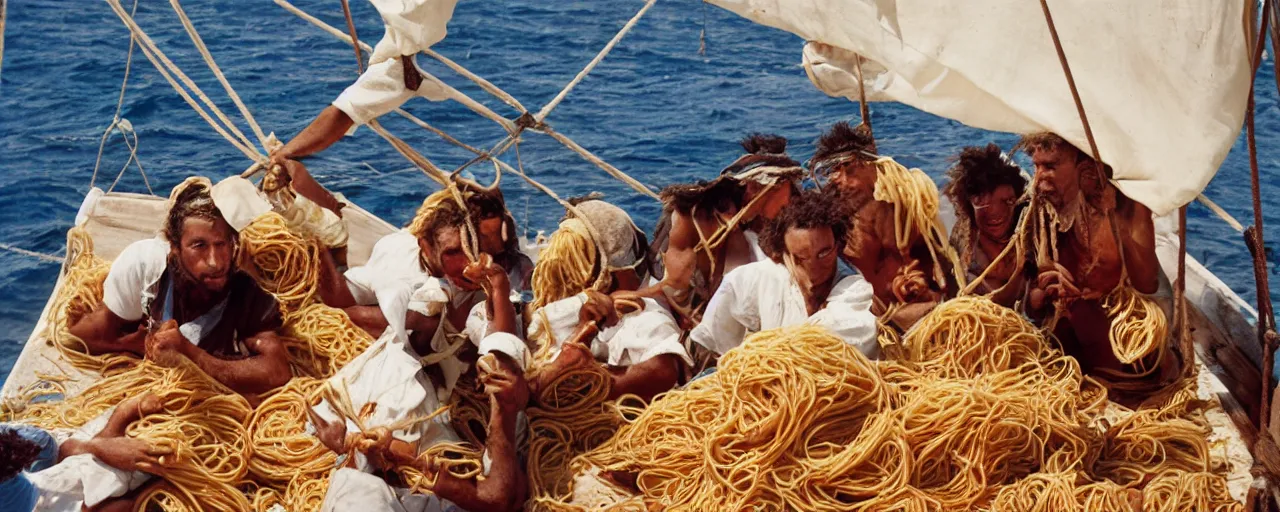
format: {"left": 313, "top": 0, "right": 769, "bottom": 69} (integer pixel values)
{"left": 691, "top": 259, "right": 879, "bottom": 358}
{"left": 332, "top": 58, "right": 456, "bottom": 127}
{"left": 367, "top": 0, "right": 460, "bottom": 65}
{"left": 344, "top": 230, "right": 527, "bottom": 396}
{"left": 102, "top": 238, "right": 169, "bottom": 323}
{"left": 529, "top": 294, "right": 693, "bottom": 368}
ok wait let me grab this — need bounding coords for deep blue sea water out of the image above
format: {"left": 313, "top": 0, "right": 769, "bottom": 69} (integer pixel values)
{"left": 2, "top": 0, "right": 1279, "bottom": 380}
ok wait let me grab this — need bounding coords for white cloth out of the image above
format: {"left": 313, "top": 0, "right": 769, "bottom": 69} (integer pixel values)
{"left": 344, "top": 230, "right": 428, "bottom": 304}
{"left": 312, "top": 333, "right": 526, "bottom": 512}
{"left": 691, "top": 260, "right": 878, "bottom": 357}
{"left": 312, "top": 330, "right": 454, "bottom": 450}
{"left": 102, "top": 238, "right": 168, "bottom": 323}
{"left": 268, "top": 191, "right": 349, "bottom": 249}
{"left": 28, "top": 407, "right": 152, "bottom": 511}
{"left": 344, "top": 230, "right": 527, "bottom": 393}
{"left": 367, "top": 0, "right": 460, "bottom": 65}
{"left": 530, "top": 295, "right": 693, "bottom": 367}
{"left": 333, "top": 58, "right": 455, "bottom": 127}
{"left": 742, "top": 230, "right": 767, "bottom": 264}
{"left": 209, "top": 176, "right": 273, "bottom": 233}
{"left": 320, "top": 468, "right": 459, "bottom": 512}
{"left": 706, "top": 0, "right": 1252, "bottom": 216}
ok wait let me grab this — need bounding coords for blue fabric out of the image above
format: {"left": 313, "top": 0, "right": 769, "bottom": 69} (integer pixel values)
{"left": 1, "top": 423, "right": 58, "bottom": 473}
{"left": 0, "top": 473, "right": 39, "bottom": 512}
{"left": 689, "top": 366, "right": 718, "bottom": 384}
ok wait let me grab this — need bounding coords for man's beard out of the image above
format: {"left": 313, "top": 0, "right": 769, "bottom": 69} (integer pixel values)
{"left": 170, "top": 257, "right": 230, "bottom": 303}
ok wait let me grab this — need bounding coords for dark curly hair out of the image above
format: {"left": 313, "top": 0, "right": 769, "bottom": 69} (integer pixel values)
{"left": 942, "top": 144, "right": 1027, "bottom": 217}
{"left": 164, "top": 181, "right": 227, "bottom": 245}
{"left": 812, "top": 121, "right": 877, "bottom": 166}
{"left": 659, "top": 176, "right": 746, "bottom": 216}
{"left": 760, "top": 189, "right": 851, "bottom": 263}
{"left": 1, "top": 428, "right": 42, "bottom": 481}
{"left": 722, "top": 133, "right": 801, "bottom": 174}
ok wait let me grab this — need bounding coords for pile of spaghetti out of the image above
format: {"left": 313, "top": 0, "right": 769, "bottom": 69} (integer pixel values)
{"left": 43, "top": 227, "right": 139, "bottom": 375}
{"left": 573, "top": 297, "right": 1238, "bottom": 511}
{"left": 6, "top": 214, "right": 381, "bottom": 510}
{"left": 238, "top": 212, "right": 374, "bottom": 379}
{"left": 19, "top": 357, "right": 255, "bottom": 511}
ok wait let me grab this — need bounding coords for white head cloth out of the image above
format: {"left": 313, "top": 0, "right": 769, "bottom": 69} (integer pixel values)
{"left": 567, "top": 199, "right": 641, "bottom": 270}
{"left": 210, "top": 176, "right": 273, "bottom": 232}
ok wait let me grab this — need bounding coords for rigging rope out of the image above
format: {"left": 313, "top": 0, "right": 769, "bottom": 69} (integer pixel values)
{"left": 534, "top": 0, "right": 657, "bottom": 122}
{"left": 168, "top": 0, "right": 270, "bottom": 149}
{"left": 90, "top": 0, "right": 154, "bottom": 195}
{"left": 105, "top": 0, "right": 264, "bottom": 164}
{"left": 274, "top": 0, "right": 662, "bottom": 201}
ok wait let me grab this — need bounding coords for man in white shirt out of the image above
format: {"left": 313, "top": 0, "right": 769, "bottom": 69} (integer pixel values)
{"left": 318, "top": 188, "right": 525, "bottom": 401}
{"left": 691, "top": 189, "right": 879, "bottom": 359}
{"left": 308, "top": 330, "right": 529, "bottom": 512}
{"left": 68, "top": 178, "right": 291, "bottom": 396}
{"left": 526, "top": 199, "right": 693, "bottom": 401}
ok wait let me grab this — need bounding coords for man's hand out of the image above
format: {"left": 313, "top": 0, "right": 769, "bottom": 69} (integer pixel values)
{"left": 91, "top": 437, "right": 171, "bottom": 474}
{"left": 306, "top": 405, "right": 349, "bottom": 455}
{"left": 891, "top": 260, "right": 932, "bottom": 303}
{"left": 145, "top": 320, "right": 189, "bottom": 366}
{"left": 478, "top": 353, "right": 529, "bottom": 417}
{"left": 579, "top": 290, "right": 620, "bottom": 329}
{"left": 529, "top": 341, "right": 595, "bottom": 397}
{"left": 463, "top": 253, "right": 510, "bottom": 297}
{"left": 609, "top": 291, "right": 646, "bottom": 317}
{"left": 1037, "top": 262, "right": 1082, "bottom": 302}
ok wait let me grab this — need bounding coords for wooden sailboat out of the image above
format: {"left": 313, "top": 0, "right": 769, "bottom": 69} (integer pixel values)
{"left": 0, "top": 0, "right": 1272, "bottom": 508}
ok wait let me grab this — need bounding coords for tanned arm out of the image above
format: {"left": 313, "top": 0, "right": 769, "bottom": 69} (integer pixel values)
{"left": 281, "top": 159, "right": 345, "bottom": 217}
{"left": 67, "top": 304, "right": 147, "bottom": 356}
{"left": 606, "top": 353, "right": 681, "bottom": 401}
{"left": 1117, "top": 196, "right": 1159, "bottom": 295}
{"left": 316, "top": 244, "right": 357, "bottom": 309}
{"left": 373, "top": 353, "right": 528, "bottom": 512}
{"left": 345, "top": 305, "right": 391, "bottom": 338}
{"left": 628, "top": 211, "right": 699, "bottom": 306}
{"left": 272, "top": 106, "right": 354, "bottom": 162}
{"left": 151, "top": 327, "right": 291, "bottom": 395}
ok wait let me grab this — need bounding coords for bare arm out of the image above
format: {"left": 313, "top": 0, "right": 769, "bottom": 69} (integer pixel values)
{"left": 67, "top": 304, "right": 147, "bottom": 356}
{"left": 843, "top": 223, "right": 890, "bottom": 301}
{"left": 465, "top": 254, "right": 518, "bottom": 336}
{"left": 154, "top": 329, "right": 291, "bottom": 395}
{"left": 345, "top": 305, "right": 390, "bottom": 338}
{"left": 630, "top": 212, "right": 698, "bottom": 304}
{"left": 486, "top": 285, "right": 518, "bottom": 336}
{"left": 606, "top": 353, "right": 680, "bottom": 401}
{"left": 1118, "top": 197, "right": 1159, "bottom": 294}
{"left": 281, "top": 159, "right": 345, "bottom": 217}
{"left": 316, "top": 244, "right": 356, "bottom": 309}
{"left": 273, "top": 106, "right": 354, "bottom": 161}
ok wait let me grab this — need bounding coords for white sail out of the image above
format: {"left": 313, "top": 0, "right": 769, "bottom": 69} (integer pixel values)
{"left": 709, "top": 0, "right": 1252, "bottom": 216}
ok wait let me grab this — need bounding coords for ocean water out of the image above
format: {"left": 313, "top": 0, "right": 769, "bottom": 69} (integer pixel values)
{"left": 1, "top": 0, "right": 1278, "bottom": 380}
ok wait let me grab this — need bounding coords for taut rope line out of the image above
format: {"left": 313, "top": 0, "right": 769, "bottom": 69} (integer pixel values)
{"left": 275, "top": 0, "right": 662, "bottom": 201}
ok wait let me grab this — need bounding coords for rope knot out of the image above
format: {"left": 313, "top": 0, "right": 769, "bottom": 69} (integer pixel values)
{"left": 514, "top": 112, "right": 542, "bottom": 131}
